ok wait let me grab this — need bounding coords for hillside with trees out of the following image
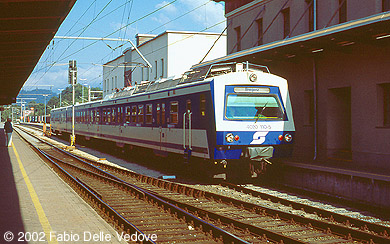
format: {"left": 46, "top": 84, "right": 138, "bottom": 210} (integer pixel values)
{"left": 1, "top": 84, "right": 102, "bottom": 121}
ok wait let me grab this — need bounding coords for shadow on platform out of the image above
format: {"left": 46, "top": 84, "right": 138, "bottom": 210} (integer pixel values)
{"left": 0, "top": 127, "right": 26, "bottom": 243}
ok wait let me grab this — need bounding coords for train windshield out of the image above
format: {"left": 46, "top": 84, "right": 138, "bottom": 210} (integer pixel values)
{"left": 225, "top": 94, "right": 285, "bottom": 120}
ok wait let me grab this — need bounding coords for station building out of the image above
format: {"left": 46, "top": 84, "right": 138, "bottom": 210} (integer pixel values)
{"left": 124, "top": 31, "right": 226, "bottom": 86}
{"left": 102, "top": 54, "right": 125, "bottom": 97}
{"left": 102, "top": 31, "right": 226, "bottom": 97}
{"left": 206, "top": 0, "right": 390, "bottom": 170}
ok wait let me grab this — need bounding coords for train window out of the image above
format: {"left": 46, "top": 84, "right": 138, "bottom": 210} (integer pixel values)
{"left": 96, "top": 109, "right": 100, "bottom": 123}
{"left": 118, "top": 107, "right": 122, "bottom": 124}
{"left": 156, "top": 103, "right": 161, "bottom": 125}
{"left": 102, "top": 109, "right": 107, "bottom": 123}
{"left": 131, "top": 106, "right": 137, "bottom": 123}
{"left": 107, "top": 108, "right": 111, "bottom": 123}
{"left": 200, "top": 94, "right": 206, "bottom": 116}
{"left": 170, "top": 101, "right": 179, "bottom": 124}
{"left": 225, "top": 94, "right": 284, "bottom": 121}
{"left": 111, "top": 108, "right": 116, "bottom": 123}
{"left": 138, "top": 105, "right": 144, "bottom": 124}
{"left": 162, "top": 103, "right": 166, "bottom": 125}
{"left": 146, "top": 104, "right": 153, "bottom": 124}
{"left": 126, "top": 106, "right": 131, "bottom": 123}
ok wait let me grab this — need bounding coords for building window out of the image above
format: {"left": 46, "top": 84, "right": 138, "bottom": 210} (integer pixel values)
{"left": 234, "top": 26, "right": 241, "bottom": 51}
{"left": 306, "top": 0, "right": 314, "bottom": 31}
{"left": 155, "top": 60, "right": 158, "bottom": 79}
{"left": 282, "top": 8, "right": 290, "bottom": 38}
{"left": 339, "top": 0, "right": 347, "bottom": 23}
{"left": 161, "top": 58, "right": 164, "bottom": 78}
{"left": 304, "top": 90, "right": 314, "bottom": 125}
{"left": 378, "top": 83, "right": 390, "bottom": 127}
{"left": 383, "top": 0, "right": 390, "bottom": 11}
{"left": 256, "top": 18, "right": 263, "bottom": 46}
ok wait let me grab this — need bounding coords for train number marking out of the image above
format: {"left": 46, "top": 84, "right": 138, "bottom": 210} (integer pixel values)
{"left": 246, "top": 124, "right": 271, "bottom": 130}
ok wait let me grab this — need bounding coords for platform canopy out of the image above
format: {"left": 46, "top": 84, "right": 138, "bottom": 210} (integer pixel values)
{"left": 0, "top": 0, "right": 76, "bottom": 105}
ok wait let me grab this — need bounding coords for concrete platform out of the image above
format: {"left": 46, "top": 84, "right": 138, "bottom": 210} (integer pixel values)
{"left": 0, "top": 127, "right": 126, "bottom": 244}
{"left": 279, "top": 159, "right": 390, "bottom": 211}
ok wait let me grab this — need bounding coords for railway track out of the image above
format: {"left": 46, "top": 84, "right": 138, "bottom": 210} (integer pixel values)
{"left": 16, "top": 125, "right": 390, "bottom": 243}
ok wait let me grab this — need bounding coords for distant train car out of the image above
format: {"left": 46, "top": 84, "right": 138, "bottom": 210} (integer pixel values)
{"left": 51, "top": 62, "right": 295, "bottom": 177}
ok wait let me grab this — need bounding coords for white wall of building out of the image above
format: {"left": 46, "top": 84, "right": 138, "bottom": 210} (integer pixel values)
{"left": 125, "top": 31, "right": 226, "bottom": 86}
{"left": 102, "top": 55, "right": 124, "bottom": 97}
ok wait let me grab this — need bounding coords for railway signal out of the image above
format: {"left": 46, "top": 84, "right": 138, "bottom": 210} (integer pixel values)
{"left": 69, "top": 60, "right": 76, "bottom": 147}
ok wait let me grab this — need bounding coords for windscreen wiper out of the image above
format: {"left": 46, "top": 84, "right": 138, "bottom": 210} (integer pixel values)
{"left": 254, "top": 102, "right": 268, "bottom": 123}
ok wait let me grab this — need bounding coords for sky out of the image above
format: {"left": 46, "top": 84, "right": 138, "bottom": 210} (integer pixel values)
{"left": 22, "top": 0, "right": 226, "bottom": 94}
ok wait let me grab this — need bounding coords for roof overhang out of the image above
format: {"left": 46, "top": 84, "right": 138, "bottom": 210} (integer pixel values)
{"left": 0, "top": 0, "right": 76, "bottom": 105}
{"left": 193, "top": 11, "right": 390, "bottom": 69}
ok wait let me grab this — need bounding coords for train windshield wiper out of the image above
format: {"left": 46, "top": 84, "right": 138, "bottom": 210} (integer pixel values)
{"left": 254, "top": 102, "right": 268, "bottom": 123}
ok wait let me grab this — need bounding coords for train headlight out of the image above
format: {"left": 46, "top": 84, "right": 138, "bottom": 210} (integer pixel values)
{"left": 284, "top": 133, "right": 293, "bottom": 142}
{"left": 234, "top": 135, "right": 240, "bottom": 141}
{"left": 225, "top": 133, "right": 234, "bottom": 143}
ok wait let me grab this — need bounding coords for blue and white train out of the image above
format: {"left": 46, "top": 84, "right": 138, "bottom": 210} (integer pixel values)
{"left": 51, "top": 62, "right": 295, "bottom": 177}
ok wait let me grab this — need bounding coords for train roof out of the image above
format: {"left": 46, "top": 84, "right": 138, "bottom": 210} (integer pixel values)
{"left": 51, "top": 62, "right": 270, "bottom": 112}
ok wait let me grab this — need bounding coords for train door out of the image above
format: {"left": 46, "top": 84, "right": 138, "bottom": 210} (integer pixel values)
{"left": 183, "top": 100, "right": 192, "bottom": 161}
{"left": 157, "top": 103, "right": 167, "bottom": 153}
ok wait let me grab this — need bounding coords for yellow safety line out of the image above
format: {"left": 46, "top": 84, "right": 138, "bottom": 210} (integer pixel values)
{"left": 11, "top": 142, "right": 58, "bottom": 244}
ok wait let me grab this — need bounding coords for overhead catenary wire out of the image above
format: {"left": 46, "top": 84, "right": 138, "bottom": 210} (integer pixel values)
{"left": 26, "top": 0, "right": 225, "bottom": 90}
{"left": 28, "top": 0, "right": 114, "bottom": 87}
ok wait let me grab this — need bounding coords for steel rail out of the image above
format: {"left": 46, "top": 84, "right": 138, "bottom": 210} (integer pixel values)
{"left": 16, "top": 125, "right": 390, "bottom": 243}
{"left": 15, "top": 127, "right": 249, "bottom": 244}
{"left": 221, "top": 182, "right": 390, "bottom": 237}
{"left": 27, "top": 145, "right": 155, "bottom": 244}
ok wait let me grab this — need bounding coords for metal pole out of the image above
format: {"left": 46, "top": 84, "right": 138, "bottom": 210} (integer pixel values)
{"left": 313, "top": 0, "right": 317, "bottom": 31}
{"left": 54, "top": 36, "right": 152, "bottom": 68}
{"left": 72, "top": 80, "right": 75, "bottom": 146}
{"left": 58, "top": 88, "right": 64, "bottom": 107}
{"left": 20, "top": 100, "right": 23, "bottom": 122}
{"left": 88, "top": 86, "right": 91, "bottom": 102}
{"left": 44, "top": 95, "right": 47, "bottom": 124}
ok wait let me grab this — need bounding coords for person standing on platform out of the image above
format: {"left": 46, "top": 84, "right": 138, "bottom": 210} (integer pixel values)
{"left": 4, "top": 118, "right": 13, "bottom": 147}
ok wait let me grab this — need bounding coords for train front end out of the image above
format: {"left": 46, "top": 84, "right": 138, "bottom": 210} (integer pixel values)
{"left": 211, "top": 64, "right": 295, "bottom": 176}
